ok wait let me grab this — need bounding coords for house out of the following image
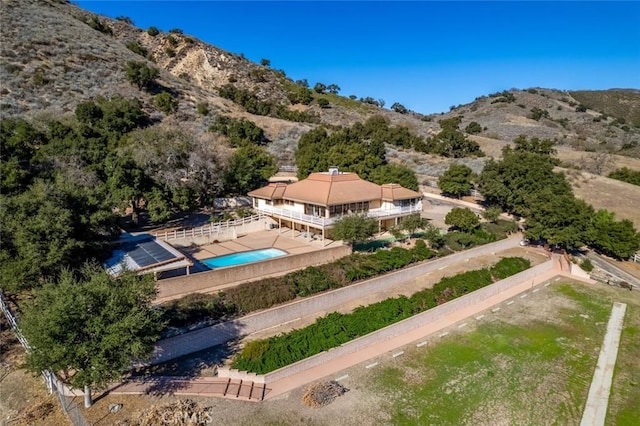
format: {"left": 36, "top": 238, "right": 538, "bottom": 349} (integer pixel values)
{"left": 248, "top": 167, "right": 423, "bottom": 242}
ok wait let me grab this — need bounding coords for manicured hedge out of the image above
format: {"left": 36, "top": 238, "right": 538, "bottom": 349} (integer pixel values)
{"left": 232, "top": 257, "right": 530, "bottom": 374}
{"left": 162, "top": 241, "right": 434, "bottom": 328}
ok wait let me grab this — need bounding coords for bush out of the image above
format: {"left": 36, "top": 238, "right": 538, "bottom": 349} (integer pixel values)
{"left": 154, "top": 92, "right": 178, "bottom": 114}
{"left": 161, "top": 243, "right": 435, "bottom": 324}
{"left": 464, "top": 121, "right": 482, "bottom": 134}
{"left": 196, "top": 103, "right": 209, "bottom": 116}
{"left": 580, "top": 258, "right": 594, "bottom": 272}
{"left": 124, "top": 61, "right": 158, "bottom": 91}
{"left": 169, "top": 28, "right": 183, "bottom": 34}
{"left": 147, "top": 26, "right": 160, "bottom": 36}
{"left": 165, "top": 47, "right": 176, "bottom": 58}
{"left": 87, "top": 15, "right": 112, "bottom": 35}
{"left": 232, "top": 257, "right": 530, "bottom": 373}
{"left": 126, "top": 41, "right": 148, "bottom": 57}
{"left": 166, "top": 35, "right": 178, "bottom": 47}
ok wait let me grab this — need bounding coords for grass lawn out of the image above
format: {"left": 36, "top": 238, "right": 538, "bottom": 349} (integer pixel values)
{"left": 370, "top": 281, "right": 640, "bottom": 425}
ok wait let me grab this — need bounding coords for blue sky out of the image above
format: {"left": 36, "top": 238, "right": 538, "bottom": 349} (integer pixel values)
{"left": 76, "top": 1, "right": 640, "bottom": 114}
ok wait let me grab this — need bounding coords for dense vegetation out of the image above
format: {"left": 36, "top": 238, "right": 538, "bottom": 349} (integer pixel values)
{"left": 232, "top": 257, "right": 531, "bottom": 374}
{"left": 162, "top": 241, "right": 435, "bottom": 328}
{"left": 477, "top": 135, "right": 640, "bottom": 258}
{"left": 295, "top": 115, "right": 484, "bottom": 182}
{"left": 0, "top": 97, "right": 276, "bottom": 292}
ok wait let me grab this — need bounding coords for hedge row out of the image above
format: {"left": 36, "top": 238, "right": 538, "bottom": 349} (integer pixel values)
{"left": 162, "top": 241, "right": 434, "bottom": 328}
{"left": 232, "top": 257, "right": 530, "bottom": 374}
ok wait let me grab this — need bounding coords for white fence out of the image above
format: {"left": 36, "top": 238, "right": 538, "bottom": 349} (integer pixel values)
{"left": 255, "top": 204, "right": 424, "bottom": 227}
{"left": 154, "top": 214, "right": 268, "bottom": 242}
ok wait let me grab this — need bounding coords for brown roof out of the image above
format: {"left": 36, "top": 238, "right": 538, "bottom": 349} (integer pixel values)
{"left": 249, "top": 172, "right": 422, "bottom": 206}
{"left": 247, "top": 182, "right": 287, "bottom": 200}
{"left": 381, "top": 183, "right": 422, "bottom": 201}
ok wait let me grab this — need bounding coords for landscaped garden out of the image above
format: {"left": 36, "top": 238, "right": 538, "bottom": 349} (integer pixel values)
{"left": 231, "top": 257, "right": 530, "bottom": 374}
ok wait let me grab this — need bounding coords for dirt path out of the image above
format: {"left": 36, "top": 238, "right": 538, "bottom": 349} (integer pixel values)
{"left": 580, "top": 302, "right": 627, "bottom": 426}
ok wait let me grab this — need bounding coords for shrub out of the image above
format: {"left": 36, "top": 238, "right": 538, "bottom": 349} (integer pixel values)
{"left": 464, "top": 121, "right": 482, "bottom": 134}
{"left": 154, "top": 92, "right": 178, "bottom": 114}
{"left": 147, "top": 26, "right": 160, "bottom": 36}
{"left": 232, "top": 257, "right": 530, "bottom": 373}
{"left": 166, "top": 35, "right": 178, "bottom": 47}
{"left": 196, "top": 103, "right": 209, "bottom": 116}
{"left": 169, "top": 28, "right": 183, "bottom": 34}
{"left": 87, "top": 15, "right": 112, "bottom": 35}
{"left": 126, "top": 41, "right": 148, "bottom": 57}
{"left": 580, "top": 258, "right": 594, "bottom": 272}
{"left": 124, "top": 61, "right": 158, "bottom": 91}
{"left": 165, "top": 47, "right": 176, "bottom": 58}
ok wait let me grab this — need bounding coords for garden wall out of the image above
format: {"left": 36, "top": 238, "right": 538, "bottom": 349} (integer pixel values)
{"left": 151, "top": 236, "right": 521, "bottom": 363}
{"left": 218, "top": 259, "right": 554, "bottom": 383}
{"left": 155, "top": 245, "right": 352, "bottom": 302}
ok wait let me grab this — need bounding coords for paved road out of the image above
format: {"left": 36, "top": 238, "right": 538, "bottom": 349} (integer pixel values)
{"left": 149, "top": 235, "right": 523, "bottom": 365}
{"left": 586, "top": 253, "right": 640, "bottom": 288}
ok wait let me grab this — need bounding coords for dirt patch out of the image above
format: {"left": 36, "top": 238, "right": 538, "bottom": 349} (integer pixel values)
{"left": 0, "top": 316, "right": 69, "bottom": 426}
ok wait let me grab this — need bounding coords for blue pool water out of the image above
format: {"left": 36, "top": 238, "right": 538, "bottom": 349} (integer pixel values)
{"left": 201, "top": 248, "right": 287, "bottom": 269}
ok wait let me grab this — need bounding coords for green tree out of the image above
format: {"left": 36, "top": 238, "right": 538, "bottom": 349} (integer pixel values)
{"left": 331, "top": 215, "right": 378, "bottom": 245}
{"left": 512, "top": 135, "right": 557, "bottom": 157}
{"left": 477, "top": 149, "right": 570, "bottom": 216}
{"left": 391, "top": 102, "right": 408, "bottom": 114}
{"left": 224, "top": 145, "right": 276, "bottom": 194}
{"left": 327, "top": 84, "right": 340, "bottom": 94}
{"left": 124, "top": 61, "right": 159, "bottom": 91}
{"left": 482, "top": 206, "right": 502, "bottom": 223}
{"left": 524, "top": 190, "right": 593, "bottom": 249}
{"left": 20, "top": 264, "right": 164, "bottom": 407}
{"left": 438, "top": 164, "right": 474, "bottom": 198}
{"left": 401, "top": 214, "right": 429, "bottom": 237}
{"left": 587, "top": 210, "right": 640, "bottom": 259}
{"left": 154, "top": 92, "right": 178, "bottom": 114}
{"left": 314, "top": 82, "right": 327, "bottom": 94}
{"left": 369, "top": 164, "right": 419, "bottom": 191}
{"left": 445, "top": 207, "right": 480, "bottom": 233}
{"left": 464, "top": 121, "right": 482, "bottom": 134}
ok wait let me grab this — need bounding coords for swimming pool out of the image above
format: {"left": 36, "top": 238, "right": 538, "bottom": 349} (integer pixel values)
{"left": 200, "top": 248, "right": 287, "bottom": 269}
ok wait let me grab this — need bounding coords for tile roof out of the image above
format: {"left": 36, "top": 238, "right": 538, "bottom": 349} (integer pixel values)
{"left": 249, "top": 171, "right": 421, "bottom": 206}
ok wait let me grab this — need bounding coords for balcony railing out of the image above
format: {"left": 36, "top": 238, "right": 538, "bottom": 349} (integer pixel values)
{"left": 257, "top": 203, "right": 422, "bottom": 227}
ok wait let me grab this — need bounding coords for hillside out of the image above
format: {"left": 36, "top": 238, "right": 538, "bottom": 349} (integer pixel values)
{"left": 1, "top": 0, "right": 639, "bottom": 175}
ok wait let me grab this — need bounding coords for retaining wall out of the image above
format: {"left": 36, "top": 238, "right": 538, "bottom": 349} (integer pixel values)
{"left": 156, "top": 244, "right": 352, "bottom": 301}
{"left": 151, "top": 235, "right": 521, "bottom": 363}
{"left": 218, "top": 259, "right": 554, "bottom": 383}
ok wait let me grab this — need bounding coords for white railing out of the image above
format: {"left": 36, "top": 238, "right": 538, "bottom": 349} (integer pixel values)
{"left": 154, "top": 214, "right": 268, "bottom": 242}
{"left": 256, "top": 204, "right": 423, "bottom": 227}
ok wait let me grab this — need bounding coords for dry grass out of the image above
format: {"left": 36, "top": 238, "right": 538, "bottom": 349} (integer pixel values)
{"left": 566, "top": 170, "right": 640, "bottom": 228}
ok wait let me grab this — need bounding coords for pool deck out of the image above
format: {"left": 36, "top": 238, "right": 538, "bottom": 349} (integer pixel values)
{"left": 187, "top": 230, "right": 339, "bottom": 261}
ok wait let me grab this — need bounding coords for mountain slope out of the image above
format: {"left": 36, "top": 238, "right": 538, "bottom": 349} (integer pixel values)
{"left": 1, "top": 0, "right": 639, "bottom": 172}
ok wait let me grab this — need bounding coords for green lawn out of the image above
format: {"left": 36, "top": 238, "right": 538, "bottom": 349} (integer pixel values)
{"left": 370, "top": 282, "right": 640, "bottom": 425}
